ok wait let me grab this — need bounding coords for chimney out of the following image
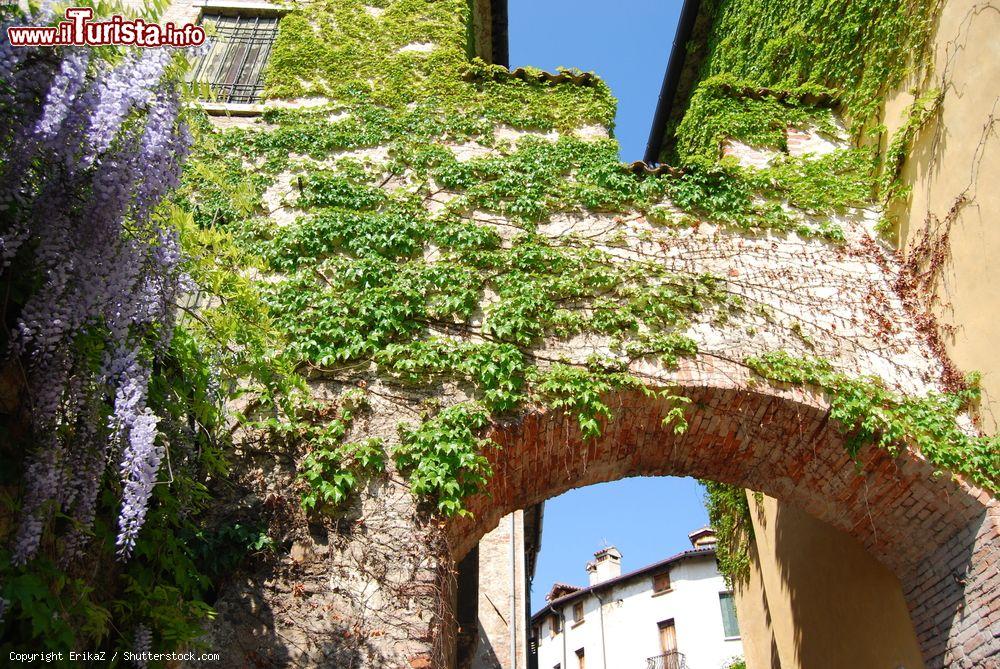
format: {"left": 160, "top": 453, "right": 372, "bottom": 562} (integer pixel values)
{"left": 688, "top": 527, "right": 717, "bottom": 549}
{"left": 586, "top": 546, "right": 622, "bottom": 585}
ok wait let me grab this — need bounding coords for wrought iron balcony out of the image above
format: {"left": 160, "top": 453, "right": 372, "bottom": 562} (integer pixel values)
{"left": 646, "top": 651, "right": 687, "bottom": 669}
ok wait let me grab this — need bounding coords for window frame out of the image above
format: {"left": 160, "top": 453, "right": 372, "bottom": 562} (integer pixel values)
{"left": 652, "top": 570, "right": 672, "bottom": 595}
{"left": 188, "top": 3, "right": 288, "bottom": 107}
{"left": 550, "top": 612, "right": 562, "bottom": 637}
{"left": 572, "top": 601, "right": 584, "bottom": 624}
{"left": 718, "top": 591, "right": 740, "bottom": 639}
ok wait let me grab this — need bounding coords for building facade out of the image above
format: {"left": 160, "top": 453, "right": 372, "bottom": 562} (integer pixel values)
{"left": 532, "top": 530, "right": 743, "bottom": 669}
{"left": 642, "top": 1, "right": 1000, "bottom": 667}
{"left": 457, "top": 506, "right": 544, "bottom": 669}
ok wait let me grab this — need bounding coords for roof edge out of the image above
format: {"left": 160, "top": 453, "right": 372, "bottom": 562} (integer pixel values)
{"left": 530, "top": 546, "right": 716, "bottom": 622}
{"left": 491, "top": 0, "right": 509, "bottom": 68}
{"left": 642, "top": 0, "right": 704, "bottom": 164}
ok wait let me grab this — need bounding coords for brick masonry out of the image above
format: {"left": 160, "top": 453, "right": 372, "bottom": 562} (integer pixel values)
{"left": 446, "top": 381, "right": 999, "bottom": 669}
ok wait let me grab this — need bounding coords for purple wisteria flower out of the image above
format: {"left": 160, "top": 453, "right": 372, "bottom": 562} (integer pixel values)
{"left": 2, "top": 11, "right": 193, "bottom": 564}
{"left": 116, "top": 410, "right": 163, "bottom": 557}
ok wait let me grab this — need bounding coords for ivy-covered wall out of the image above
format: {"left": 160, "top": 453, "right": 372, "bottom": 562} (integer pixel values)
{"left": 166, "top": 0, "right": 1000, "bottom": 665}
{"left": 0, "top": 0, "right": 996, "bottom": 665}
{"left": 663, "top": 2, "right": 999, "bottom": 668}
{"left": 662, "top": 0, "right": 934, "bottom": 588}
{"left": 662, "top": 0, "right": 942, "bottom": 160}
{"left": 182, "top": 0, "right": 994, "bottom": 504}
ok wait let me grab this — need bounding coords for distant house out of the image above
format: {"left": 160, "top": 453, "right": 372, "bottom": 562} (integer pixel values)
{"left": 531, "top": 528, "right": 742, "bottom": 669}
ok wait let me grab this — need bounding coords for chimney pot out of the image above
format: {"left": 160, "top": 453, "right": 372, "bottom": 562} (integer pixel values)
{"left": 587, "top": 546, "right": 622, "bottom": 585}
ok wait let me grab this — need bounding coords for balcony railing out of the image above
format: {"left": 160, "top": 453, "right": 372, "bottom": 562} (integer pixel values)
{"left": 646, "top": 651, "right": 687, "bottom": 669}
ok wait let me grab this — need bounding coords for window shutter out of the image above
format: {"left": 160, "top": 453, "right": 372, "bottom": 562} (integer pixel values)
{"left": 658, "top": 619, "right": 677, "bottom": 653}
{"left": 719, "top": 591, "right": 740, "bottom": 637}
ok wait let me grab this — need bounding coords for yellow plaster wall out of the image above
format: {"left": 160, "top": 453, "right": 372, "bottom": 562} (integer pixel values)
{"left": 740, "top": 494, "right": 926, "bottom": 669}
{"left": 733, "top": 538, "right": 782, "bottom": 669}
{"left": 884, "top": 0, "right": 1000, "bottom": 433}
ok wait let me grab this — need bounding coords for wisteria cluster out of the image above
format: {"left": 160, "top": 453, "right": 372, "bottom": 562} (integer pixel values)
{"left": 1, "top": 13, "right": 191, "bottom": 563}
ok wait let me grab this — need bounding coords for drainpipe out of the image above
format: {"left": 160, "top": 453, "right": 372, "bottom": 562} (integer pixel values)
{"left": 561, "top": 606, "right": 567, "bottom": 669}
{"left": 594, "top": 591, "right": 608, "bottom": 669}
{"left": 510, "top": 513, "right": 517, "bottom": 669}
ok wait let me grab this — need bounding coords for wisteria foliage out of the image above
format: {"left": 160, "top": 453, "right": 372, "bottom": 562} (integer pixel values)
{"left": 0, "top": 15, "right": 191, "bottom": 564}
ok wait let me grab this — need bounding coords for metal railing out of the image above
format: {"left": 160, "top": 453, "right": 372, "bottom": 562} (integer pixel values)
{"left": 188, "top": 14, "right": 279, "bottom": 104}
{"left": 646, "top": 651, "right": 687, "bottom": 669}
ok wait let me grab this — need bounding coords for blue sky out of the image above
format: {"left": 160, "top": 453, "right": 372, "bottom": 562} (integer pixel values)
{"left": 508, "top": 0, "right": 685, "bottom": 161}
{"left": 506, "top": 0, "right": 705, "bottom": 613}
{"left": 529, "top": 477, "right": 710, "bottom": 611}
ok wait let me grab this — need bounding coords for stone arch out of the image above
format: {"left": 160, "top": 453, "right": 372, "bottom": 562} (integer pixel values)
{"left": 446, "top": 365, "right": 998, "bottom": 669}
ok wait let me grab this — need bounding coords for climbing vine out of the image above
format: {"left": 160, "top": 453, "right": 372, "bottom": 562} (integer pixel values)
{"left": 875, "top": 88, "right": 943, "bottom": 234}
{"left": 660, "top": 0, "right": 993, "bottom": 565}
{"left": 702, "top": 482, "right": 756, "bottom": 587}
{"left": 666, "top": 0, "right": 943, "bottom": 232}
{"left": 3, "top": 0, "right": 988, "bottom": 661}
{"left": 297, "top": 389, "right": 386, "bottom": 511}
{"left": 179, "top": 117, "right": 739, "bottom": 513}
{"left": 746, "top": 351, "right": 999, "bottom": 490}
{"left": 394, "top": 403, "right": 494, "bottom": 517}
{"left": 678, "top": 0, "right": 942, "bottom": 146}
{"left": 174, "top": 0, "right": 993, "bottom": 526}
{"left": 0, "top": 7, "right": 246, "bottom": 657}
{"left": 673, "top": 74, "right": 839, "bottom": 162}
{"left": 262, "top": 0, "right": 616, "bottom": 131}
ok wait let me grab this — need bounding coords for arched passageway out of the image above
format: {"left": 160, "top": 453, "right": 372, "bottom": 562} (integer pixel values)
{"left": 447, "top": 367, "right": 997, "bottom": 669}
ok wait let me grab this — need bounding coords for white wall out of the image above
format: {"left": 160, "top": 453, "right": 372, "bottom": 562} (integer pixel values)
{"left": 536, "top": 555, "right": 742, "bottom": 669}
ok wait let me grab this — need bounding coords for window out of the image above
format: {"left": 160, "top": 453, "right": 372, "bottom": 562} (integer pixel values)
{"left": 658, "top": 619, "right": 677, "bottom": 654}
{"left": 550, "top": 613, "right": 561, "bottom": 636}
{"left": 572, "top": 601, "right": 584, "bottom": 623}
{"left": 575, "top": 648, "right": 585, "bottom": 669}
{"left": 719, "top": 592, "right": 740, "bottom": 638}
{"left": 189, "top": 12, "right": 280, "bottom": 103}
{"left": 652, "top": 570, "right": 671, "bottom": 593}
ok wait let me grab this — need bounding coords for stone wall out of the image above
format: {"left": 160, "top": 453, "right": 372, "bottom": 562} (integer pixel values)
{"left": 470, "top": 512, "right": 529, "bottom": 669}
{"left": 171, "top": 0, "right": 999, "bottom": 666}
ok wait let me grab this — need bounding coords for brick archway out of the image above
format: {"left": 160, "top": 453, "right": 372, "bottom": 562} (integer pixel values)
{"left": 446, "top": 365, "right": 998, "bottom": 669}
